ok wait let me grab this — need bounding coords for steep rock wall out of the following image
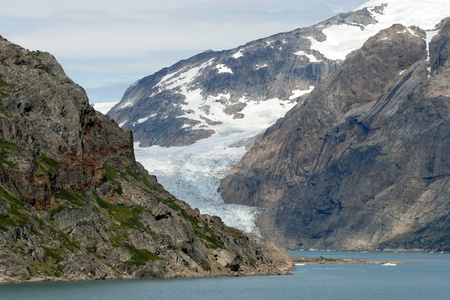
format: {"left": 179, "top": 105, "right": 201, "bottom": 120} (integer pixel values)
{"left": 0, "top": 36, "right": 293, "bottom": 283}
{"left": 220, "top": 21, "right": 450, "bottom": 251}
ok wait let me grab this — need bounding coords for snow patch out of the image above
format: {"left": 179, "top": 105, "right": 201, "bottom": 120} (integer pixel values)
{"left": 294, "top": 50, "right": 323, "bottom": 62}
{"left": 310, "top": 0, "right": 450, "bottom": 60}
{"left": 425, "top": 29, "right": 440, "bottom": 61}
{"left": 118, "top": 100, "right": 134, "bottom": 109}
{"left": 132, "top": 116, "right": 150, "bottom": 126}
{"left": 156, "top": 59, "right": 215, "bottom": 91}
{"left": 256, "top": 64, "right": 268, "bottom": 70}
{"left": 289, "top": 86, "right": 315, "bottom": 100}
{"left": 216, "top": 64, "right": 233, "bottom": 74}
{"left": 232, "top": 49, "right": 244, "bottom": 59}
{"left": 118, "top": 120, "right": 127, "bottom": 127}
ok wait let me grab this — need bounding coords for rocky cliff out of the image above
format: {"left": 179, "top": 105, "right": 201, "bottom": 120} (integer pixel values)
{"left": 0, "top": 36, "right": 293, "bottom": 283}
{"left": 220, "top": 19, "right": 450, "bottom": 251}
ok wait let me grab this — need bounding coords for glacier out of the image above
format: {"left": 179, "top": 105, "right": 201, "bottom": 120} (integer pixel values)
{"left": 132, "top": 93, "right": 302, "bottom": 235}
{"left": 96, "top": 0, "right": 450, "bottom": 236}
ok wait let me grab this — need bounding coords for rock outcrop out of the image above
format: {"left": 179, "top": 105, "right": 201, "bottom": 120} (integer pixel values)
{"left": 220, "top": 20, "right": 450, "bottom": 251}
{"left": 0, "top": 36, "right": 293, "bottom": 283}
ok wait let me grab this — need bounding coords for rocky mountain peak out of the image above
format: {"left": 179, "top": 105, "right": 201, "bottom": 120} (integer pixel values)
{"left": 0, "top": 37, "right": 293, "bottom": 283}
{"left": 220, "top": 19, "right": 450, "bottom": 251}
{"left": 102, "top": 0, "right": 450, "bottom": 240}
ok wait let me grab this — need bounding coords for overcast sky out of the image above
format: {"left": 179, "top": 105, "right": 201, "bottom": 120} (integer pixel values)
{"left": 0, "top": 0, "right": 367, "bottom": 103}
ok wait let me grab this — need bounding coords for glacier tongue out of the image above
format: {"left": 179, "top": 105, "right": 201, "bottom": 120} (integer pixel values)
{"left": 134, "top": 130, "right": 266, "bottom": 235}
{"left": 132, "top": 87, "right": 304, "bottom": 234}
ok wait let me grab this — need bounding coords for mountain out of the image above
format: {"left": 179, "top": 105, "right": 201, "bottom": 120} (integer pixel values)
{"left": 103, "top": 0, "right": 383, "bottom": 232}
{"left": 220, "top": 18, "right": 450, "bottom": 251}
{"left": 105, "top": 0, "right": 450, "bottom": 239}
{"left": 107, "top": 23, "right": 342, "bottom": 147}
{"left": 0, "top": 36, "right": 293, "bottom": 283}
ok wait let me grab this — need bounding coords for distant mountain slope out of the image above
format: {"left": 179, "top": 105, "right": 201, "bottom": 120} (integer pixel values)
{"left": 0, "top": 36, "right": 293, "bottom": 283}
{"left": 106, "top": 0, "right": 450, "bottom": 239}
{"left": 108, "top": 10, "right": 369, "bottom": 147}
{"left": 220, "top": 18, "right": 450, "bottom": 251}
{"left": 108, "top": 0, "right": 450, "bottom": 149}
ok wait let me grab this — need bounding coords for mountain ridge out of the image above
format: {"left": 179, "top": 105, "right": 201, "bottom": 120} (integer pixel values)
{"left": 220, "top": 19, "right": 450, "bottom": 251}
{"left": 0, "top": 35, "right": 293, "bottom": 283}
{"left": 105, "top": 0, "right": 450, "bottom": 247}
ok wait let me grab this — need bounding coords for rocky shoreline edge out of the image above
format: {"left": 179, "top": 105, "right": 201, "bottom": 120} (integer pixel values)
{"left": 293, "top": 256, "right": 405, "bottom": 265}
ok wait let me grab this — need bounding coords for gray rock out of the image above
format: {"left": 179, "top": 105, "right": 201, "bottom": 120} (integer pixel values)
{"left": 0, "top": 34, "right": 294, "bottom": 282}
{"left": 105, "top": 8, "right": 381, "bottom": 147}
{"left": 220, "top": 21, "right": 450, "bottom": 251}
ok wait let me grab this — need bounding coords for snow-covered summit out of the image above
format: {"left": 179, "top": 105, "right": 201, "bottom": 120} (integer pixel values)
{"left": 311, "top": 0, "right": 450, "bottom": 60}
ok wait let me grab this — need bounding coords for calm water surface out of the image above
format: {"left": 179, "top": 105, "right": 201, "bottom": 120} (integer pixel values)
{"left": 1, "top": 251, "right": 449, "bottom": 300}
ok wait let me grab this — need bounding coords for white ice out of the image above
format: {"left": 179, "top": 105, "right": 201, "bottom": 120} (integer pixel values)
{"left": 232, "top": 49, "right": 244, "bottom": 59}
{"left": 289, "top": 86, "right": 315, "bottom": 100}
{"left": 134, "top": 87, "right": 310, "bottom": 234}
{"left": 294, "top": 50, "right": 323, "bottom": 63}
{"left": 216, "top": 64, "right": 233, "bottom": 74}
{"left": 91, "top": 101, "right": 119, "bottom": 115}
{"left": 310, "top": 0, "right": 450, "bottom": 61}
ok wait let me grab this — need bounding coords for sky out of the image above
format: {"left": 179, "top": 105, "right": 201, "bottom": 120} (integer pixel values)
{"left": 0, "top": 0, "right": 368, "bottom": 103}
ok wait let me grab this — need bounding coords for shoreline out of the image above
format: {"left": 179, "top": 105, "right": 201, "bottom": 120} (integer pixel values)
{"left": 293, "top": 256, "right": 405, "bottom": 265}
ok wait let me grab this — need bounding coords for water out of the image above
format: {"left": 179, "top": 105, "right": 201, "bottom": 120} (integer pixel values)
{"left": 1, "top": 251, "right": 449, "bottom": 300}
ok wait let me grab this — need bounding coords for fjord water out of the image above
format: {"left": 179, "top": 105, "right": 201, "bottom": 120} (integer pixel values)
{"left": 1, "top": 251, "right": 448, "bottom": 300}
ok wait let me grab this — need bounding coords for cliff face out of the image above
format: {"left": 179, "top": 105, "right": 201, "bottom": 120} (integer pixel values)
{"left": 0, "top": 36, "right": 293, "bottom": 283}
{"left": 220, "top": 20, "right": 450, "bottom": 251}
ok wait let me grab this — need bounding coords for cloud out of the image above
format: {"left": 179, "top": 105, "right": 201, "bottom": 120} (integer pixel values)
{"left": 0, "top": 0, "right": 367, "bottom": 102}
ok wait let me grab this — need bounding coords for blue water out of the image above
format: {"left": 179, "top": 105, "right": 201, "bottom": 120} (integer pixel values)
{"left": 1, "top": 251, "right": 449, "bottom": 300}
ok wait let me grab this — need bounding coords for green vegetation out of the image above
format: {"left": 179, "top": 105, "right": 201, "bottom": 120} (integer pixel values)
{"left": 42, "top": 246, "right": 63, "bottom": 263}
{"left": 32, "top": 215, "right": 45, "bottom": 229}
{"left": 25, "top": 52, "right": 52, "bottom": 75}
{"left": 0, "top": 186, "right": 30, "bottom": 231}
{"left": 85, "top": 247, "right": 103, "bottom": 259}
{"left": 33, "top": 64, "right": 52, "bottom": 74}
{"left": 125, "top": 167, "right": 141, "bottom": 182}
{"left": 37, "top": 154, "right": 59, "bottom": 173}
{"left": 164, "top": 198, "right": 223, "bottom": 249}
{"left": 97, "top": 196, "right": 163, "bottom": 264}
{"left": 109, "top": 231, "right": 162, "bottom": 265}
{"left": 47, "top": 223, "right": 80, "bottom": 251}
{"left": 103, "top": 164, "right": 123, "bottom": 195}
{"left": 13, "top": 240, "right": 26, "bottom": 255}
{"left": 0, "top": 74, "right": 9, "bottom": 88}
{"left": 125, "top": 166, "right": 157, "bottom": 191}
{"left": 96, "top": 196, "right": 144, "bottom": 229}
{"left": 28, "top": 260, "right": 62, "bottom": 278}
{"left": 123, "top": 244, "right": 163, "bottom": 265}
{"left": 248, "top": 257, "right": 257, "bottom": 266}
{"left": 53, "top": 188, "right": 86, "bottom": 207}
{"left": 0, "top": 140, "right": 26, "bottom": 170}
{"left": 95, "top": 195, "right": 110, "bottom": 209}
{"left": 0, "top": 138, "right": 24, "bottom": 150}
{"left": 0, "top": 150, "right": 17, "bottom": 170}
{"left": 50, "top": 204, "right": 66, "bottom": 219}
